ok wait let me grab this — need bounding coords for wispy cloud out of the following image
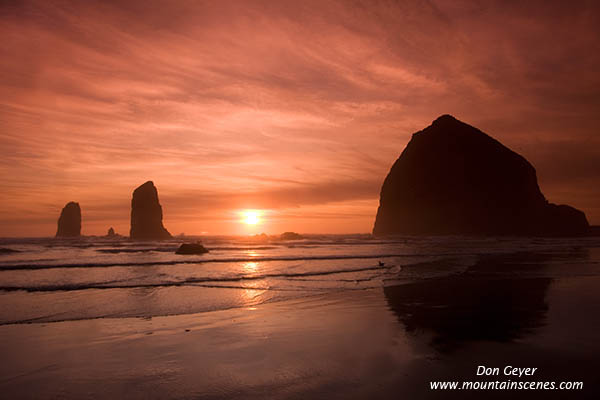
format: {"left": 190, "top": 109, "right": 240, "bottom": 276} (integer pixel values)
{"left": 1, "top": 0, "right": 599, "bottom": 235}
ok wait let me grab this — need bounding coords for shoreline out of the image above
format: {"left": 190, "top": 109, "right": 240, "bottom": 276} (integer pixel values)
{"left": 2, "top": 272, "right": 600, "bottom": 398}
{"left": 2, "top": 245, "right": 600, "bottom": 398}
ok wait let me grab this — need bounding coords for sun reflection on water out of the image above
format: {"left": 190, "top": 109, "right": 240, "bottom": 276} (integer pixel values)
{"left": 241, "top": 286, "right": 267, "bottom": 306}
{"left": 240, "top": 262, "right": 267, "bottom": 307}
{"left": 243, "top": 261, "right": 259, "bottom": 273}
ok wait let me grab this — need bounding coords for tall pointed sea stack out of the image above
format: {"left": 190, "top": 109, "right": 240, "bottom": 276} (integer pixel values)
{"left": 56, "top": 202, "right": 81, "bottom": 237}
{"left": 130, "top": 181, "right": 172, "bottom": 240}
{"left": 373, "top": 115, "right": 589, "bottom": 236}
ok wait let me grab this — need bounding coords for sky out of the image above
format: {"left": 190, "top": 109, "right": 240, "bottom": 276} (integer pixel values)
{"left": 1, "top": 0, "right": 599, "bottom": 236}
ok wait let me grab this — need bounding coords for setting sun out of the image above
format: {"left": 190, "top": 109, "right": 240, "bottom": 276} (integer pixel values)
{"left": 1, "top": 2, "right": 599, "bottom": 399}
{"left": 242, "top": 210, "right": 260, "bottom": 225}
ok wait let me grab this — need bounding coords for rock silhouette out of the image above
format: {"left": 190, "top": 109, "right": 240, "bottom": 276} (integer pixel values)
{"left": 280, "top": 232, "right": 304, "bottom": 240}
{"left": 252, "top": 233, "right": 270, "bottom": 241}
{"left": 55, "top": 202, "right": 81, "bottom": 237}
{"left": 176, "top": 242, "right": 209, "bottom": 255}
{"left": 130, "top": 181, "right": 172, "bottom": 240}
{"left": 373, "top": 115, "right": 589, "bottom": 236}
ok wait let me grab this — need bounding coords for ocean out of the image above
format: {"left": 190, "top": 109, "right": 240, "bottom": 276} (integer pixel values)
{"left": 2, "top": 235, "right": 599, "bottom": 326}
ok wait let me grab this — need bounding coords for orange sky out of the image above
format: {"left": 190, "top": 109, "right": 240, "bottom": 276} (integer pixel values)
{"left": 1, "top": 0, "right": 599, "bottom": 236}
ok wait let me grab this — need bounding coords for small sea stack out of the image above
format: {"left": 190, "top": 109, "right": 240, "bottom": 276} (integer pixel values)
{"left": 176, "top": 242, "right": 209, "bottom": 255}
{"left": 280, "top": 232, "right": 304, "bottom": 240}
{"left": 373, "top": 115, "right": 589, "bottom": 236}
{"left": 56, "top": 202, "right": 81, "bottom": 237}
{"left": 251, "top": 233, "right": 270, "bottom": 242}
{"left": 130, "top": 181, "right": 172, "bottom": 240}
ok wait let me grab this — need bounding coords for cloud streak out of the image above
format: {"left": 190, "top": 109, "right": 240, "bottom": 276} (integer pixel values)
{"left": 1, "top": 0, "right": 599, "bottom": 235}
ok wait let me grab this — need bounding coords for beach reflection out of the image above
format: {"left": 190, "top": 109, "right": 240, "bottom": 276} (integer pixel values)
{"left": 241, "top": 281, "right": 267, "bottom": 307}
{"left": 243, "top": 261, "right": 259, "bottom": 273}
{"left": 246, "top": 250, "right": 259, "bottom": 258}
{"left": 240, "top": 261, "right": 267, "bottom": 306}
{"left": 384, "top": 276, "right": 551, "bottom": 353}
{"left": 384, "top": 253, "right": 555, "bottom": 353}
{"left": 241, "top": 286, "right": 266, "bottom": 304}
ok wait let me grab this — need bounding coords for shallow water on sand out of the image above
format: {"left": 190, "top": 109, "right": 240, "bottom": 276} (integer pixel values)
{"left": 1, "top": 235, "right": 600, "bottom": 398}
{"left": 1, "top": 235, "right": 599, "bottom": 325}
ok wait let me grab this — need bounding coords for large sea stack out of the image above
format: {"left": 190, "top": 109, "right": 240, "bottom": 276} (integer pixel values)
{"left": 130, "top": 181, "right": 172, "bottom": 240}
{"left": 56, "top": 202, "right": 81, "bottom": 237}
{"left": 373, "top": 115, "right": 589, "bottom": 236}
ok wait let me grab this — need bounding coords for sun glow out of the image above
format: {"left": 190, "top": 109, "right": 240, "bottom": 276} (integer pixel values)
{"left": 242, "top": 210, "right": 261, "bottom": 225}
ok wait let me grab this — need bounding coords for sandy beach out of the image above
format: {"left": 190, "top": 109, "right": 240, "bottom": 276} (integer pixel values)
{"left": 2, "top": 248, "right": 600, "bottom": 399}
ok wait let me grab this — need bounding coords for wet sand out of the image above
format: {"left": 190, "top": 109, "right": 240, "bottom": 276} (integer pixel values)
{"left": 1, "top": 251, "right": 600, "bottom": 399}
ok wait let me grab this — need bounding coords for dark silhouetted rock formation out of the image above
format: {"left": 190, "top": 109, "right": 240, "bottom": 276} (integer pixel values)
{"left": 107, "top": 227, "right": 116, "bottom": 237}
{"left": 0, "top": 248, "right": 20, "bottom": 254}
{"left": 250, "top": 233, "right": 270, "bottom": 243}
{"left": 373, "top": 115, "right": 589, "bottom": 236}
{"left": 176, "top": 242, "right": 209, "bottom": 255}
{"left": 56, "top": 202, "right": 81, "bottom": 237}
{"left": 130, "top": 181, "right": 172, "bottom": 240}
{"left": 280, "top": 232, "right": 304, "bottom": 240}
